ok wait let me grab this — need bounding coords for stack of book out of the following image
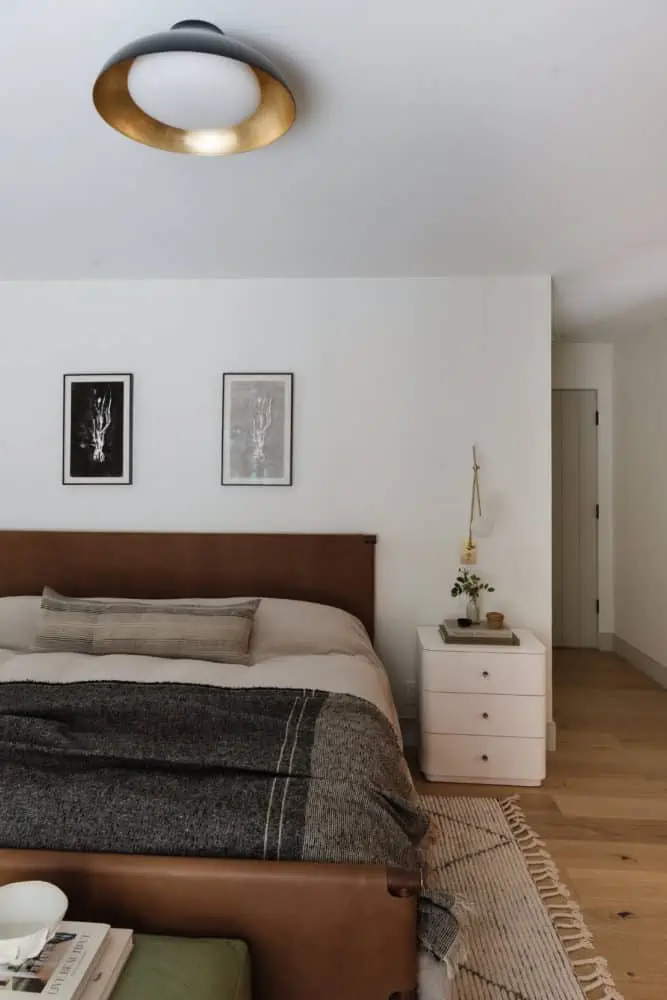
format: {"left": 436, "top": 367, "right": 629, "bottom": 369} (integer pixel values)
{"left": 0, "top": 922, "right": 133, "bottom": 999}
{"left": 439, "top": 619, "right": 519, "bottom": 646}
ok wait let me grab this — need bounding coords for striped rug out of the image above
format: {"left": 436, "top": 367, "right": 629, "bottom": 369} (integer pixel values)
{"left": 419, "top": 794, "right": 624, "bottom": 1000}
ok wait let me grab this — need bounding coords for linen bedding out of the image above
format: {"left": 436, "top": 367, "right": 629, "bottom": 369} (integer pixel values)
{"left": 0, "top": 597, "right": 460, "bottom": 983}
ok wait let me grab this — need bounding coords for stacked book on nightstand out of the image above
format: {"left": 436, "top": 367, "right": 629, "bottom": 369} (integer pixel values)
{"left": 439, "top": 619, "right": 520, "bottom": 646}
{"left": 0, "top": 923, "right": 133, "bottom": 999}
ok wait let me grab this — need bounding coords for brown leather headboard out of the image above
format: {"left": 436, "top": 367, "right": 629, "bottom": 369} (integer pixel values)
{"left": 0, "top": 531, "right": 377, "bottom": 640}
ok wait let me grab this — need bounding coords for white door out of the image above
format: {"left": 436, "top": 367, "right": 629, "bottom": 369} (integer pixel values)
{"left": 552, "top": 389, "right": 599, "bottom": 648}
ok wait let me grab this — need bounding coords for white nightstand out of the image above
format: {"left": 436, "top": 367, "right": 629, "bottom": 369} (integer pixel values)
{"left": 417, "top": 626, "right": 547, "bottom": 786}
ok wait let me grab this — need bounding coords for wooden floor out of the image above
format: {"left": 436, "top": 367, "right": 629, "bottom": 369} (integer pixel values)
{"left": 413, "top": 649, "right": 667, "bottom": 1000}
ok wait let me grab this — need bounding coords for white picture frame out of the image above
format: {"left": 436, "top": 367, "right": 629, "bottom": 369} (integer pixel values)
{"left": 221, "top": 372, "right": 293, "bottom": 486}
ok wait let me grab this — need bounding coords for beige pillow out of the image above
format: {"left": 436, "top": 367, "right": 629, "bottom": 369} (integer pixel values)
{"left": 0, "top": 596, "right": 42, "bottom": 651}
{"left": 250, "top": 598, "right": 378, "bottom": 664}
{"left": 32, "top": 589, "right": 259, "bottom": 665}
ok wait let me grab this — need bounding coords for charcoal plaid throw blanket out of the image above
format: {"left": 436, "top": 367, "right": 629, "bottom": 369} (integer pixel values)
{"left": 0, "top": 681, "right": 458, "bottom": 961}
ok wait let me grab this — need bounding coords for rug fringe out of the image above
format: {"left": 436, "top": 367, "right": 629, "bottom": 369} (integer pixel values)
{"left": 500, "top": 796, "right": 625, "bottom": 1000}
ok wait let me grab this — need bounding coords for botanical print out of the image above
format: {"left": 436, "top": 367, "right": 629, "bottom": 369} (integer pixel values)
{"left": 63, "top": 374, "right": 133, "bottom": 484}
{"left": 71, "top": 382, "right": 122, "bottom": 474}
{"left": 222, "top": 373, "right": 293, "bottom": 485}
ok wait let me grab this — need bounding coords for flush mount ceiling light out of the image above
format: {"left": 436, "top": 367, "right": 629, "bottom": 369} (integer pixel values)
{"left": 93, "top": 19, "right": 296, "bottom": 155}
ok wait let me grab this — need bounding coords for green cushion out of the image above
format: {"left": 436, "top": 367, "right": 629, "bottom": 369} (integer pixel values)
{"left": 111, "top": 935, "right": 251, "bottom": 1000}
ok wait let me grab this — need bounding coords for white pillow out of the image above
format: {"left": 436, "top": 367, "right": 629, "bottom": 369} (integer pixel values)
{"left": 250, "top": 598, "right": 378, "bottom": 664}
{"left": 0, "top": 596, "right": 42, "bottom": 651}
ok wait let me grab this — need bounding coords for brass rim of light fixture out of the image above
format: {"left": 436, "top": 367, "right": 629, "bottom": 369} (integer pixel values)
{"left": 92, "top": 20, "right": 296, "bottom": 155}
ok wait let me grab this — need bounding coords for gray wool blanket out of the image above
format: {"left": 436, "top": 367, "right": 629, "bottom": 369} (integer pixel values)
{"left": 0, "top": 681, "right": 459, "bottom": 961}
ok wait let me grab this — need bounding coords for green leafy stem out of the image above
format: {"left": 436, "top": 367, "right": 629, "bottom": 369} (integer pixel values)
{"left": 450, "top": 568, "right": 495, "bottom": 602}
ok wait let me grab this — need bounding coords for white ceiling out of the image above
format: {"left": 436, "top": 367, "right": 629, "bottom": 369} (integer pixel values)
{"left": 3, "top": 0, "right": 667, "bottom": 339}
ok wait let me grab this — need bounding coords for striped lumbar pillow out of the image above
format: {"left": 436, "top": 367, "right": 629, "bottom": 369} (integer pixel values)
{"left": 32, "top": 588, "right": 259, "bottom": 665}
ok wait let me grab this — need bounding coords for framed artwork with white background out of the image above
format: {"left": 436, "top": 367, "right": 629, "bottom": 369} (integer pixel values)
{"left": 221, "top": 372, "right": 293, "bottom": 486}
{"left": 63, "top": 374, "right": 133, "bottom": 485}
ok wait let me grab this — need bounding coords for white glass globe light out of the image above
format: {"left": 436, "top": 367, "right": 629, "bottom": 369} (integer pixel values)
{"left": 471, "top": 514, "right": 493, "bottom": 539}
{"left": 128, "top": 51, "right": 262, "bottom": 129}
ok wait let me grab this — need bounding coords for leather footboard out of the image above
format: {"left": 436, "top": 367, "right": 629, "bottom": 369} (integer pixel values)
{"left": 0, "top": 851, "right": 419, "bottom": 1000}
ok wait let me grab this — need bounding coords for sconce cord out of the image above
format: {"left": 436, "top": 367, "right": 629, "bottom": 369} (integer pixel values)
{"left": 467, "top": 444, "right": 483, "bottom": 547}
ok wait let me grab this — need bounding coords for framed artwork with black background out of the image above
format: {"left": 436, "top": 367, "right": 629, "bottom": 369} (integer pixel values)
{"left": 63, "top": 374, "right": 133, "bottom": 485}
{"left": 221, "top": 372, "right": 293, "bottom": 486}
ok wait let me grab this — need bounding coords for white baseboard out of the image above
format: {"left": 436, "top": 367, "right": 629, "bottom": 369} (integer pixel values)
{"left": 614, "top": 636, "right": 667, "bottom": 689}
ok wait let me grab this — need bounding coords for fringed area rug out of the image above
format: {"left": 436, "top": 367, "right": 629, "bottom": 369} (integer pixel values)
{"left": 419, "top": 794, "right": 624, "bottom": 1000}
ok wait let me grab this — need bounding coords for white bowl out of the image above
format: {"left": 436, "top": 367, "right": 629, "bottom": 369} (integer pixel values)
{"left": 0, "top": 881, "right": 68, "bottom": 966}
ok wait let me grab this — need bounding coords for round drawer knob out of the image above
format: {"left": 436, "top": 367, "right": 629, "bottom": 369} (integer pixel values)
{"left": 482, "top": 670, "right": 490, "bottom": 678}
{"left": 482, "top": 754, "right": 489, "bottom": 762}
{"left": 482, "top": 712, "right": 489, "bottom": 719}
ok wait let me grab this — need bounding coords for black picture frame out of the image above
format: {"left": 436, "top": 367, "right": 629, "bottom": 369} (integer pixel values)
{"left": 62, "top": 373, "right": 133, "bottom": 485}
{"left": 221, "top": 372, "right": 294, "bottom": 486}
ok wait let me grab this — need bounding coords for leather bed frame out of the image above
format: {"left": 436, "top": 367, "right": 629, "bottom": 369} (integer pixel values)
{"left": 0, "top": 531, "right": 419, "bottom": 1000}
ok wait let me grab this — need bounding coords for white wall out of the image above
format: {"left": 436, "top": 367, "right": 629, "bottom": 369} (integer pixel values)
{"left": 0, "top": 277, "right": 552, "bottom": 715}
{"left": 615, "top": 324, "right": 667, "bottom": 667}
{"left": 552, "top": 342, "right": 614, "bottom": 638}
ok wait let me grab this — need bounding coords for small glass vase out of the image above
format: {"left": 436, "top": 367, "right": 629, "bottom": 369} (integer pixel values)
{"left": 466, "top": 595, "right": 481, "bottom": 624}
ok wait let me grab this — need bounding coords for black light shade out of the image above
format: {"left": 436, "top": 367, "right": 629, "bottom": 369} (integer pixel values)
{"left": 93, "top": 20, "right": 296, "bottom": 155}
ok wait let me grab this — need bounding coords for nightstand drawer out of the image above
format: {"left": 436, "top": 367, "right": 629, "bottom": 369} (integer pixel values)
{"left": 421, "top": 734, "right": 546, "bottom": 783}
{"left": 422, "top": 692, "right": 545, "bottom": 738}
{"left": 421, "top": 650, "right": 545, "bottom": 696}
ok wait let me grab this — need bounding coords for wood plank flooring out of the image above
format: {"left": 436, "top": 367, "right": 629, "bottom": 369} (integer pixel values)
{"left": 412, "top": 648, "right": 667, "bottom": 1000}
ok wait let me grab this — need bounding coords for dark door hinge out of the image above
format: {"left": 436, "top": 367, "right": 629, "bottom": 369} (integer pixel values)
{"left": 596, "top": 599, "right": 600, "bottom": 614}
{"left": 595, "top": 410, "right": 599, "bottom": 425}
{"left": 595, "top": 504, "right": 599, "bottom": 520}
